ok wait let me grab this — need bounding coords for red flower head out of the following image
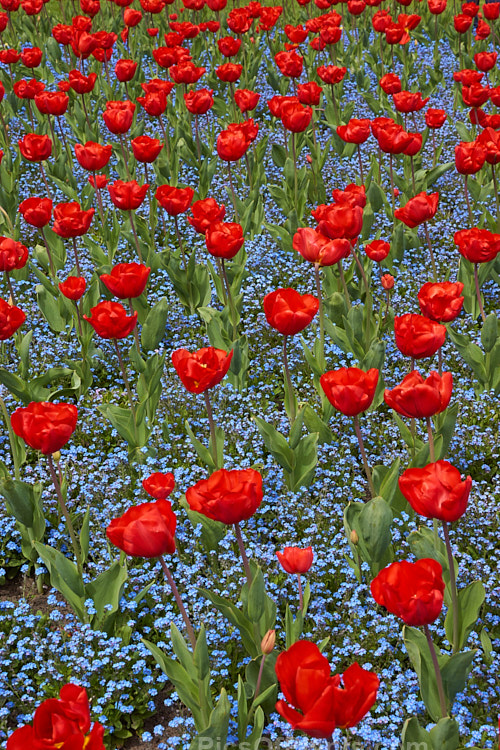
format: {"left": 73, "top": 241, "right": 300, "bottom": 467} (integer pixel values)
{"left": 275, "top": 49, "right": 303, "bottom": 78}
{"left": 131, "top": 136, "right": 163, "bottom": 164}
{"left": 417, "top": 281, "right": 464, "bottom": 322}
{"left": 263, "top": 288, "right": 318, "bottom": 336}
{"left": 393, "top": 91, "right": 429, "bottom": 113}
{"left": 297, "top": 81, "right": 323, "bottom": 106}
{"left": 293, "top": 227, "right": 351, "bottom": 266}
{"left": 34, "top": 91, "right": 69, "bottom": 117}
{"left": 115, "top": 58, "right": 138, "bottom": 82}
{"left": 425, "top": 108, "right": 447, "bottom": 128}
{"left": 379, "top": 73, "right": 402, "bottom": 94}
{"left": 142, "top": 472, "right": 175, "bottom": 500}
{"left": 108, "top": 180, "right": 149, "bottom": 211}
{"left": 107, "top": 499, "right": 176, "bottom": 557}
{"left": 275, "top": 641, "right": 379, "bottom": 738}
{"left": 312, "top": 202, "right": 364, "bottom": 241}
{"left": 171, "top": 347, "right": 233, "bottom": 394}
{"left": 74, "top": 141, "right": 112, "bottom": 171}
{"left": 0, "top": 298, "right": 25, "bottom": 339}
{"left": 217, "top": 126, "right": 251, "bottom": 162}
{"left": 189, "top": 198, "right": 226, "bottom": 234}
{"left": 428, "top": 0, "right": 446, "bottom": 13}
{"left": 280, "top": 99, "right": 312, "bottom": 132}
{"left": 19, "top": 197, "right": 52, "bottom": 228}
{"left": 403, "top": 131, "right": 423, "bottom": 157}
{"left": 18, "top": 133, "right": 52, "bottom": 162}
{"left": 20, "top": 46, "right": 42, "bottom": 67}
{"left": 58, "top": 276, "right": 86, "bottom": 301}
{"left": 317, "top": 64, "right": 346, "bottom": 84}
{"left": 11, "top": 401, "right": 78, "bottom": 454}
{"left": 374, "top": 122, "right": 413, "bottom": 154}
{"left": 102, "top": 100, "right": 135, "bottom": 134}
{"left": 68, "top": 69, "right": 97, "bottom": 94}
{"left": 216, "top": 62, "right": 243, "bottom": 82}
{"left": 365, "top": 239, "right": 390, "bottom": 262}
{"left": 217, "top": 35, "right": 241, "bottom": 56}
{"left": 184, "top": 88, "right": 214, "bottom": 115}
{"left": 371, "top": 559, "right": 445, "bottom": 626}
{"left": 276, "top": 546, "right": 314, "bottom": 574}
{"left": 84, "top": 301, "right": 137, "bottom": 339}
{"left": 381, "top": 273, "right": 394, "bottom": 290}
{"left": 0, "top": 237, "right": 28, "bottom": 272}
{"left": 476, "top": 127, "right": 500, "bottom": 165}
{"left": 332, "top": 184, "right": 366, "bottom": 209}
{"left": 100, "top": 263, "right": 150, "bottom": 299}
{"left": 394, "top": 314, "right": 446, "bottom": 359}
{"left": 124, "top": 7, "right": 142, "bottom": 24}
{"left": 234, "top": 88, "right": 260, "bottom": 113}
{"left": 205, "top": 221, "right": 244, "bottom": 259}
{"left": 337, "top": 118, "right": 371, "bottom": 144}
{"left": 155, "top": 185, "right": 194, "bottom": 215}
{"left": 170, "top": 61, "right": 206, "bottom": 84}
{"left": 483, "top": 1, "right": 500, "bottom": 19}
{"left": 455, "top": 141, "right": 486, "bottom": 175}
{"left": 394, "top": 192, "right": 439, "bottom": 228}
{"left": 137, "top": 90, "right": 167, "bottom": 117}
{"left": 453, "top": 227, "right": 500, "bottom": 263}
{"left": 474, "top": 51, "right": 497, "bottom": 72}
{"left": 185, "top": 467, "right": 263, "bottom": 525}
{"left": 399, "top": 460, "right": 472, "bottom": 522}
{"left": 7, "top": 684, "right": 105, "bottom": 750}
{"left": 52, "top": 202, "right": 94, "bottom": 238}
{"left": 320, "top": 367, "right": 379, "bottom": 416}
{"left": 284, "top": 23, "right": 309, "bottom": 43}
{"left": 14, "top": 79, "right": 46, "bottom": 100}
{"left": 384, "top": 370, "right": 453, "bottom": 419}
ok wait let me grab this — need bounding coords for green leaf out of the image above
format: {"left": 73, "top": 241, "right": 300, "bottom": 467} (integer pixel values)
{"left": 481, "top": 312, "right": 497, "bottom": 353}
{"left": 444, "top": 581, "right": 485, "bottom": 652}
{"left": 0, "top": 478, "right": 43, "bottom": 528}
{"left": 189, "top": 689, "right": 230, "bottom": 749}
{"left": 403, "top": 625, "right": 443, "bottom": 722}
{"left": 288, "top": 432, "right": 318, "bottom": 491}
{"left": 141, "top": 297, "right": 169, "bottom": 351}
{"left": 86, "top": 559, "right": 128, "bottom": 624}
{"left": 80, "top": 507, "right": 91, "bottom": 565}
{"left": 247, "top": 567, "right": 266, "bottom": 624}
{"left": 372, "top": 458, "right": 400, "bottom": 508}
{"left": 429, "top": 717, "right": 460, "bottom": 750}
{"left": 253, "top": 416, "right": 293, "bottom": 473}
{"left": 193, "top": 624, "right": 210, "bottom": 680}
{"left": 34, "top": 543, "right": 86, "bottom": 622}
{"left": 441, "top": 649, "right": 476, "bottom": 705}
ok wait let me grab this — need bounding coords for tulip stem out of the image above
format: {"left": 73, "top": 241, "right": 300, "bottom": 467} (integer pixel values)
{"left": 423, "top": 222, "right": 438, "bottom": 281}
{"left": 234, "top": 522, "right": 252, "bottom": 587}
{"left": 5, "top": 273, "right": 15, "bottom": 306}
{"left": 353, "top": 415, "right": 375, "bottom": 499}
{"left": 204, "top": 390, "right": 218, "bottom": 469}
{"left": 47, "top": 454, "right": 84, "bottom": 579}
{"left": 473, "top": 264, "right": 486, "bottom": 322}
{"left": 314, "top": 263, "right": 325, "bottom": 365}
{"left": 173, "top": 216, "right": 187, "bottom": 268}
{"left": 464, "top": 175, "right": 473, "bottom": 225}
{"left": 291, "top": 132, "right": 298, "bottom": 209}
{"left": 113, "top": 339, "right": 136, "bottom": 419}
{"left": 283, "top": 335, "right": 296, "bottom": 425}
{"left": 0, "top": 395, "right": 20, "bottom": 480}
{"left": 297, "top": 573, "right": 303, "bottom": 610}
{"left": 128, "top": 299, "right": 141, "bottom": 351}
{"left": 159, "top": 555, "right": 197, "bottom": 650}
{"left": 426, "top": 417, "right": 435, "bottom": 462}
{"left": 351, "top": 247, "right": 371, "bottom": 299}
{"left": 226, "top": 163, "right": 239, "bottom": 222}
{"left": 357, "top": 144, "right": 364, "bottom": 184}
{"left": 253, "top": 652, "right": 267, "bottom": 704}
{"left": 128, "top": 211, "right": 144, "bottom": 264}
{"left": 221, "top": 260, "right": 238, "bottom": 341}
{"left": 40, "top": 227, "right": 56, "bottom": 276}
{"left": 442, "top": 521, "right": 460, "bottom": 654}
{"left": 423, "top": 624, "right": 448, "bottom": 718}
{"left": 389, "top": 154, "right": 396, "bottom": 216}
{"left": 337, "top": 260, "right": 351, "bottom": 309}
{"left": 71, "top": 238, "right": 82, "bottom": 277}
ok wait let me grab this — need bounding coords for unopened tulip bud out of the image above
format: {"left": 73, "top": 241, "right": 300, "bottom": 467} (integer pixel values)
{"left": 52, "top": 451, "right": 61, "bottom": 462}
{"left": 306, "top": 154, "right": 313, "bottom": 164}
{"left": 394, "top": 188, "right": 400, "bottom": 197}
{"left": 350, "top": 529, "right": 359, "bottom": 545}
{"left": 261, "top": 629, "right": 276, "bottom": 654}
{"left": 381, "top": 274, "right": 394, "bottom": 290}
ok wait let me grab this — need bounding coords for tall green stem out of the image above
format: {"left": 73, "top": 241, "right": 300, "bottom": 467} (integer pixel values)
{"left": 442, "top": 522, "right": 460, "bottom": 654}
{"left": 423, "top": 624, "right": 448, "bottom": 719}
{"left": 353, "top": 415, "right": 375, "bottom": 499}
{"left": 0, "top": 396, "right": 20, "bottom": 480}
{"left": 204, "top": 390, "right": 218, "bottom": 468}
{"left": 47, "top": 455, "right": 83, "bottom": 577}
{"left": 159, "top": 555, "right": 196, "bottom": 650}
{"left": 314, "top": 263, "right": 325, "bottom": 364}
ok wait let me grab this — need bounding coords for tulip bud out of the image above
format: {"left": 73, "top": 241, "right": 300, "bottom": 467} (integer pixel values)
{"left": 52, "top": 451, "right": 61, "bottom": 462}
{"left": 394, "top": 188, "right": 400, "bottom": 197}
{"left": 261, "top": 629, "right": 276, "bottom": 654}
{"left": 381, "top": 274, "right": 394, "bottom": 290}
{"left": 306, "top": 154, "right": 313, "bottom": 164}
{"left": 350, "top": 529, "right": 359, "bottom": 544}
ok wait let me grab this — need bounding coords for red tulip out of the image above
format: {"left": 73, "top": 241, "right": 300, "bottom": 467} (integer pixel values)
{"left": 399, "top": 460, "right": 472, "bottom": 522}
{"left": 58, "top": 276, "right": 86, "bottom": 301}
{"left": 276, "top": 546, "right": 313, "bottom": 574}
{"left": 280, "top": 99, "right": 312, "bottom": 132}
{"left": 155, "top": 185, "right": 194, "bottom": 215}
{"left": 263, "top": 288, "right": 318, "bottom": 336}
{"left": 394, "top": 314, "right": 446, "bottom": 359}
{"left": 379, "top": 73, "right": 402, "bottom": 94}
{"left": 394, "top": 192, "right": 439, "bottom": 228}
{"left": 381, "top": 273, "right": 394, "bottom": 290}
{"left": 115, "top": 58, "right": 138, "bottom": 82}
{"left": 337, "top": 118, "right": 371, "bottom": 144}
{"left": 74, "top": 142, "right": 112, "bottom": 171}
{"left": 393, "top": 91, "right": 429, "bottom": 113}
{"left": 312, "top": 202, "right": 364, "bottom": 241}
{"left": 275, "top": 641, "right": 379, "bottom": 738}
{"left": 19, "top": 197, "right": 52, "bottom": 228}
{"left": 68, "top": 70, "right": 97, "bottom": 94}
{"left": 425, "top": 108, "right": 447, "bottom": 128}
{"left": 108, "top": 180, "right": 149, "bottom": 211}
{"left": 216, "top": 62, "right": 243, "bottom": 82}
{"left": 320, "top": 367, "right": 379, "bottom": 416}
{"left": 142, "top": 472, "right": 175, "bottom": 500}
{"left": 474, "top": 51, "right": 497, "bottom": 72}
{"left": 384, "top": 370, "right": 453, "bottom": 419}
{"left": 188, "top": 197, "right": 226, "bottom": 234}
{"left": 102, "top": 101, "right": 135, "bottom": 134}
{"left": 293, "top": 227, "right": 351, "bottom": 266}
{"left": 184, "top": 88, "right": 214, "bottom": 115}
{"left": 6, "top": 684, "right": 105, "bottom": 750}
{"left": 317, "top": 64, "right": 346, "bottom": 84}
{"left": 0, "top": 298, "right": 25, "bottom": 339}
{"left": 216, "top": 127, "right": 251, "bottom": 162}
{"left": 137, "top": 90, "right": 167, "bottom": 117}
{"left": 234, "top": 88, "right": 260, "bottom": 113}
{"left": 453, "top": 227, "right": 500, "bottom": 263}
{"left": 52, "top": 202, "right": 94, "bottom": 238}
{"left": 131, "top": 135, "right": 163, "bottom": 163}
{"left": 100, "top": 263, "right": 150, "bottom": 299}
{"left": 20, "top": 46, "right": 42, "bottom": 67}
{"left": 296, "top": 81, "right": 323, "bottom": 106}
{"left": 107, "top": 499, "right": 176, "bottom": 557}
{"left": 205, "top": 221, "right": 244, "bottom": 259}
{"left": 18, "top": 133, "right": 52, "bottom": 162}
{"left": 34, "top": 91, "right": 69, "bottom": 116}
{"left": 374, "top": 122, "right": 413, "bottom": 154}
{"left": 275, "top": 49, "right": 303, "bottom": 78}
{"left": 84, "top": 301, "right": 137, "bottom": 339}
{"left": 0, "top": 237, "right": 28, "bottom": 272}
{"left": 365, "top": 239, "right": 390, "bottom": 262}
{"left": 11, "top": 401, "right": 78, "bottom": 454}
{"left": 417, "top": 282, "right": 464, "bottom": 322}
{"left": 171, "top": 347, "right": 233, "bottom": 394}
{"left": 185, "top": 467, "right": 263, "bottom": 525}
{"left": 371, "top": 559, "right": 445, "bottom": 626}
{"left": 14, "top": 79, "right": 45, "bottom": 99}
{"left": 217, "top": 35, "right": 241, "bottom": 56}
{"left": 455, "top": 141, "right": 486, "bottom": 175}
